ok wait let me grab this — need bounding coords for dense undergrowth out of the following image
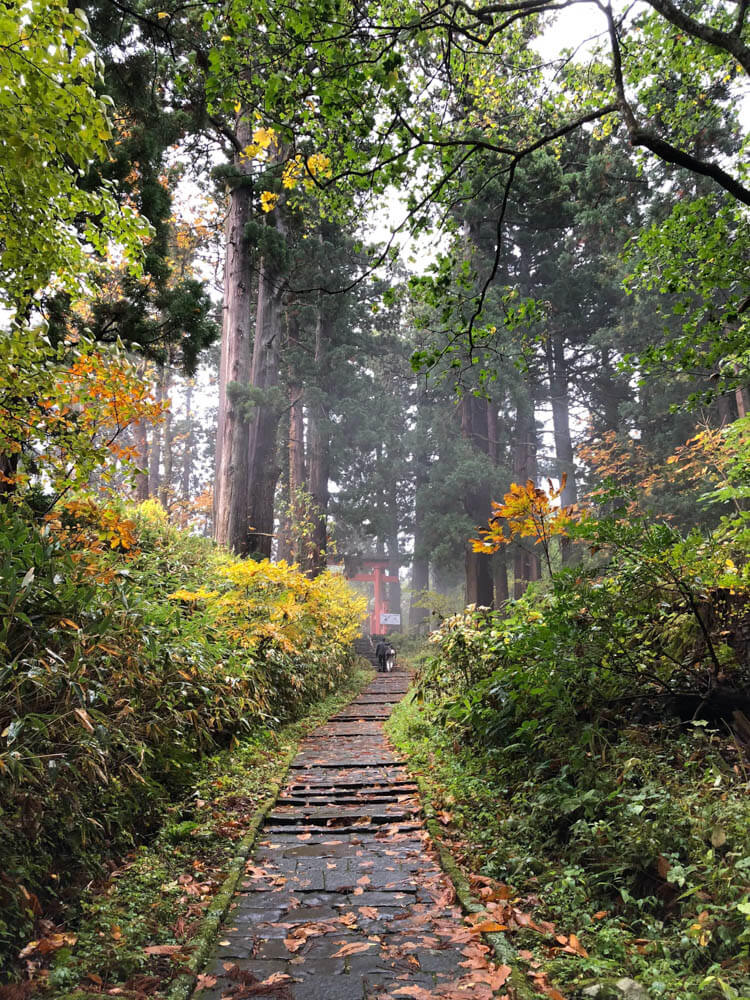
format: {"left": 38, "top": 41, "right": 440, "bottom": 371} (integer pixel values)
{"left": 391, "top": 499, "right": 750, "bottom": 1000}
{"left": 0, "top": 497, "right": 365, "bottom": 974}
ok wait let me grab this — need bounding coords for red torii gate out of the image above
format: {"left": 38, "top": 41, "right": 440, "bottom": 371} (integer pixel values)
{"left": 349, "top": 557, "right": 399, "bottom": 636}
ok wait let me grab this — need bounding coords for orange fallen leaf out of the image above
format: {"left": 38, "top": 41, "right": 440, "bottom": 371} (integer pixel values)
{"left": 472, "top": 921, "right": 508, "bottom": 934}
{"left": 144, "top": 944, "right": 182, "bottom": 956}
{"left": 330, "top": 940, "right": 375, "bottom": 958}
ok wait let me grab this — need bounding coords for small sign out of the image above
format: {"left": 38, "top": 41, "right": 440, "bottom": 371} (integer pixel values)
{"left": 380, "top": 613, "right": 401, "bottom": 625}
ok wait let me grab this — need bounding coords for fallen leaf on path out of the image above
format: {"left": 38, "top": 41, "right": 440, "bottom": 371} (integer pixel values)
{"left": 392, "top": 986, "right": 434, "bottom": 999}
{"left": 144, "top": 944, "right": 183, "bottom": 956}
{"left": 330, "top": 941, "right": 375, "bottom": 958}
{"left": 358, "top": 906, "right": 379, "bottom": 919}
{"left": 196, "top": 974, "right": 217, "bottom": 990}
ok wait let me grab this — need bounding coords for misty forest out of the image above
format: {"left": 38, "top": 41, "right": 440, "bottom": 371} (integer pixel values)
{"left": 1, "top": 0, "right": 749, "bottom": 998}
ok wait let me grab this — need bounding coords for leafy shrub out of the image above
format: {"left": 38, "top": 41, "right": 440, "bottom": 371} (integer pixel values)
{"left": 0, "top": 498, "right": 365, "bottom": 968}
{"left": 408, "top": 501, "right": 750, "bottom": 998}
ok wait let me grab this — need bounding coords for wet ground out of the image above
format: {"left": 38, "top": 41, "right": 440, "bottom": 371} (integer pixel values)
{"left": 196, "top": 671, "right": 508, "bottom": 1000}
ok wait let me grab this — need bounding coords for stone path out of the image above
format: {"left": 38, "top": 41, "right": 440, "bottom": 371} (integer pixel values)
{"left": 196, "top": 671, "right": 509, "bottom": 1000}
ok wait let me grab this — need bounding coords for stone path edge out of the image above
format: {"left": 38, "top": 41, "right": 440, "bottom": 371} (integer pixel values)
{"left": 164, "top": 746, "right": 296, "bottom": 1000}
{"left": 412, "top": 770, "right": 543, "bottom": 1000}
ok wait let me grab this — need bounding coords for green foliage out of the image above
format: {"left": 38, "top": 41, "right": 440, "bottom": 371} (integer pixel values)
{"left": 398, "top": 489, "right": 750, "bottom": 998}
{"left": 0, "top": 498, "right": 364, "bottom": 970}
{"left": 626, "top": 196, "right": 750, "bottom": 399}
{"left": 0, "top": 0, "right": 148, "bottom": 315}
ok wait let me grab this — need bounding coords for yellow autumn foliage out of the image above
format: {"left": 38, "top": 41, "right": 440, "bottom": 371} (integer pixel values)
{"left": 168, "top": 555, "right": 366, "bottom": 668}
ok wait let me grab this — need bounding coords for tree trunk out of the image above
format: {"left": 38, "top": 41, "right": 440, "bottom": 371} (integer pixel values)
{"left": 547, "top": 330, "right": 577, "bottom": 564}
{"left": 275, "top": 408, "right": 293, "bottom": 564}
{"left": 132, "top": 419, "right": 149, "bottom": 501}
{"left": 159, "top": 361, "right": 173, "bottom": 511}
{"left": 487, "top": 401, "right": 498, "bottom": 465}
{"left": 182, "top": 380, "right": 193, "bottom": 501}
{"left": 277, "top": 382, "right": 306, "bottom": 563}
{"left": 387, "top": 504, "right": 402, "bottom": 622}
{"left": 305, "top": 296, "right": 332, "bottom": 577}
{"left": 148, "top": 370, "right": 163, "bottom": 498}
{"left": 462, "top": 395, "right": 494, "bottom": 607}
{"left": 493, "top": 548, "right": 510, "bottom": 604}
{"left": 214, "top": 125, "right": 254, "bottom": 553}
{"left": 410, "top": 391, "right": 430, "bottom": 632}
{"left": 246, "top": 215, "right": 287, "bottom": 558}
{"left": 512, "top": 392, "right": 540, "bottom": 597}
{"left": 735, "top": 386, "right": 749, "bottom": 419}
{"left": 598, "top": 348, "right": 628, "bottom": 434}
{"left": 289, "top": 382, "right": 306, "bottom": 534}
{"left": 717, "top": 392, "right": 735, "bottom": 425}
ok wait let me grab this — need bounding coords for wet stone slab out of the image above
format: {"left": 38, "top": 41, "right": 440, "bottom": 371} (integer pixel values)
{"left": 194, "top": 670, "right": 509, "bottom": 1000}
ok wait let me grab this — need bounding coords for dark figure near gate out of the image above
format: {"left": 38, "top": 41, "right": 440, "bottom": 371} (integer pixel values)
{"left": 375, "top": 638, "right": 389, "bottom": 672}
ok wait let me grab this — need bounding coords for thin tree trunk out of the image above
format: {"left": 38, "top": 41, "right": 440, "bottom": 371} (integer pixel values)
{"left": 306, "top": 410, "right": 330, "bottom": 576}
{"left": 735, "top": 386, "right": 749, "bottom": 419}
{"left": 159, "top": 360, "right": 173, "bottom": 511}
{"left": 462, "top": 395, "right": 494, "bottom": 607}
{"left": 548, "top": 330, "right": 577, "bottom": 564}
{"left": 277, "top": 381, "right": 306, "bottom": 563}
{"left": 148, "top": 370, "right": 163, "bottom": 498}
{"left": 289, "top": 384, "right": 306, "bottom": 514}
{"left": 182, "top": 380, "right": 193, "bottom": 501}
{"left": 493, "top": 548, "right": 510, "bottom": 604}
{"left": 513, "top": 392, "right": 540, "bottom": 597}
{"left": 410, "top": 391, "right": 430, "bottom": 631}
{"left": 387, "top": 504, "right": 402, "bottom": 622}
{"left": 214, "top": 121, "right": 254, "bottom": 553}
{"left": 276, "top": 407, "right": 294, "bottom": 563}
{"left": 717, "top": 393, "right": 734, "bottom": 425}
{"left": 133, "top": 419, "right": 149, "bottom": 501}
{"left": 487, "top": 401, "right": 498, "bottom": 465}
{"left": 305, "top": 294, "right": 332, "bottom": 577}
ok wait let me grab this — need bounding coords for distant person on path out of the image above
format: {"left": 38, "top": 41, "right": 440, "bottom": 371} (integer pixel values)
{"left": 375, "top": 637, "right": 389, "bottom": 672}
{"left": 386, "top": 643, "right": 397, "bottom": 672}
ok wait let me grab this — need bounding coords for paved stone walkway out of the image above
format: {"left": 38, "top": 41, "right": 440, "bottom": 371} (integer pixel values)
{"left": 197, "top": 672, "right": 509, "bottom": 1000}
